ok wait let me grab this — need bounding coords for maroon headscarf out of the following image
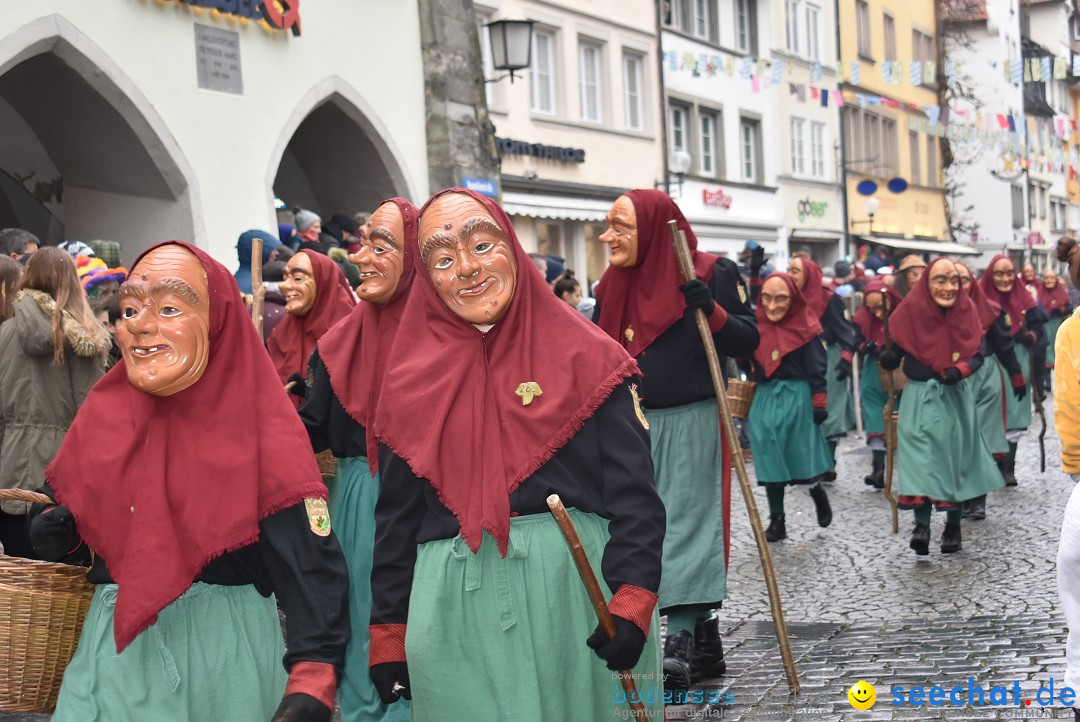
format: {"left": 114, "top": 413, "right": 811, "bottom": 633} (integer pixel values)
{"left": 1037, "top": 276, "right": 1071, "bottom": 315}
{"left": 267, "top": 249, "right": 356, "bottom": 405}
{"left": 753, "top": 272, "right": 823, "bottom": 377}
{"left": 595, "top": 189, "right": 717, "bottom": 357}
{"left": 889, "top": 257, "right": 984, "bottom": 375}
{"left": 47, "top": 242, "right": 326, "bottom": 652}
{"left": 979, "top": 254, "right": 1036, "bottom": 336}
{"left": 854, "top": 279, "right": 904, "bottom": 347}
{"left": 316, "top": 198, "right": 420, "bottom": 473}
{"left": 796, "top": 257, "right": 834, "bottom": 320}
{"left": 374, "top": 189, "right": 639, "bottom": 555}
{"left": 956, "top": 261, "right": 1002, "bottom": 335}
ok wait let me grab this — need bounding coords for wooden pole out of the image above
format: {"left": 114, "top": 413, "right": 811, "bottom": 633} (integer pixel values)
{"left": 546, "top": 495, "right": 647, "bottom": 716}
{"left": 880, "top": 291, "right": 899, "bottom": 533}
{"left": 251, "top": 237, "right": 265, "bottom": 339}
{"left": 667, "top": 221, "right": 800, "bottom": 693}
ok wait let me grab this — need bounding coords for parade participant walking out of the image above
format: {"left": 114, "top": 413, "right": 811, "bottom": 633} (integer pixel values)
{"left": 979, "top": 255, "right": 1049, "bottom": 485}
{"left": 234, "top": 228, "right": 282, "bottom": 295}
{"left": 1038, "top": 268, "right": 1072, "bottom": 379}
{"left": 268, "top": 248, "right": 356, "bottom": 408}
{"left": 299, "top": 198, "right": 418, "bottom": 722}
{"left": 0, "top": 247, "right": 109, "bottom": 558}
{"left": 853, "top": 279, "right": 904, "bottom": 489}
{"left": 593, "top": 189, "right": 758, "bottom": 691}
{"left": 28, "top": 241, "right": 349, "bottom": 721}
{"left": 1054, "top": 236, "right": 1080, "bottom": 478}
{"left": 367, "top": 189, "right": 665, "bottom": 720}
{"left": 748, "top": 272, "right": 834, "bottom": 541}
{"left": 880, "top": 258, "right": 1001, "bottom": 555}
{"left": 788, "top": 256, "right": 856, "bottom": 479}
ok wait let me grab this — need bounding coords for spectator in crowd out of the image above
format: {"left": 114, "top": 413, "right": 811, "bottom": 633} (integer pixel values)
{"left": 528, "top": 252, "right": 548, "bottom": 279}
{"left": 323, "top": 212, "right": 359, "bottom": 251}
{"left": 554, "top": 270, "right": 583, "bottom": 308}
{"left": 278, "top": 224, "right": 296, "bottom": 249}
{"left": 0, "top": 256, "right": 23, "bottom": 324}
{"left": 233, "top": 229, "right": 283, "bottom": 295}
{"left": 894, "top": 255, "right": 927, "bottom": 298}
{"left": 863, "top": 246, "right": 892, "bottom": 273}
{"left": 545, "top": 255, "right": 566, "bottom": 286}
{"left": 0, "top": 228, "right": 39, "bottom": 260}
{"left": 91, "top": 293, "right": 123, "bottom": 370}
{"left": 295, "top": 209, "right": 328, "bottom": 254}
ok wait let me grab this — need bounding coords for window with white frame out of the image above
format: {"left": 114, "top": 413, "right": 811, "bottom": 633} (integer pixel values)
{"left": 622, "top": 53, "right": 644, "bottom": 131}
{"left": 790, "top": 117, "right": 805, "bottom": 175}
{"left": 1011, "top": 184, "right": 1024, "bottom": 229}
{"left": 741, "top": 118, "right": 760, "bottom": 183}
{"left": 785, "top": 0, "right": 802, "bottom": 55}
{"left": 735, "top": 0, "right": 754, "bottom": 53}
{"left": 912, "top": 30, "right": 935, "bottom": 86}
{"left": 1040, "top": 184, "right": 1047, "bottom": 220}
{"left": 669, "top": 104, "right": 689, "bottom": 156}
{"left": 579, "top": 41, "right": 603, "bottom": 123}
{"left": 909, "top": 131, "right": 921, "bottom": 186}
{"left": 1052, "top": 197, "right": 1068, "bottom": 231}
{"left": 806, "top": 4, "right": 821, "bottom": 61}
{"left": 693, "top": 0, "right": 710, "bottom": 39}
{"left": 810, "top": 121, "right": 826, "bottom": 178}
{"left": 1028, "top": 181, "right": 1037, "bottom": 221}
{"left": 883, "top": 13, "right": 896, "bottom": 62}
{"left": 856, "top": 0, "right": 871, "bottom": 57}
{"left": 882, "top": 117, "right": 898, "bottom": 173}
{"left": 530, "top": 29, "right": 556, "bottom": 115}
{"left": 699, "top": 111, "right": 718, "bottom": 177}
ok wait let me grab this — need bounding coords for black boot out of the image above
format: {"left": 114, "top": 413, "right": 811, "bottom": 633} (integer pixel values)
{"left": 962, "top": 495, "right": 986, "bottom": 521}
{"left": 909, "top": 524, "right": 930, "bottom": 556}
{"left": 999, "top": 456, "right": 1017, "bottom": 487}
{"left": 809, "top": 484, "right": 832, "bottom": 528}
{"left": 864, "top": 454, "right": 885, "bottom": 488}
{"left": 821, "top": 441, "right": 838, "bottom": 481}
{"left": 940, "top": 521, "right": 962, "bottom": 553}
{"left": 764, "top": 513, "right": 786, "bottom": 542}
{"left": 690, "top": 616, "right": 726, "bottom": 682}
{"left": 662, "top": 629, "right": 693, "bottom": 700}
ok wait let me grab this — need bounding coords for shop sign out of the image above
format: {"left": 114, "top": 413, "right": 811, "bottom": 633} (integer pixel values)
{"left": 195, "top": 24, "right": 243, "bottom": 95}
{"left": 463, "top": 177, "right": 498, "bottom": 198}
{"left": 172, "top": 0, "right": 301, "bottom": 36}
{"left": 1027, "top": 232, "right": 1043, "bottom": 247}
{"left": 703, "top": 188, "right": 733, "bottom": 209}
{"left": 796, "top": 198, "right": 828, "bottom": 223}
{"left": 496, "top": 137, "right": 585, "bottom": 164}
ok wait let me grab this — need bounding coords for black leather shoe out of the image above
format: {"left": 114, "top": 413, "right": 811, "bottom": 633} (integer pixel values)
{"left": 963, "top": 496, "right": 986, "bottom": 521}
{"left": 910, "top": 524, "right": 930, "bottom": 556}
{"left": 999, "top": 457, "right": 1017, "bottom": 487}
{"left": 663, "top": 629, "right": 693, "bottom": 700}
{"left": 864, "top": 456, "right": 885, "bottom": 488}
{"left": 820, "top": 469, "right": 837, "bottom": 482}
{"left": 691, "top": 617, "right": 726, "bottom": 682}
{"left": 809, "top": 484, "right": 832, "bottom": 528}
{"left": 764, "top": 513, "right": 786, "bottom": 542}
{"left": 940, "top": 522, "right": 962, "bottom": 553}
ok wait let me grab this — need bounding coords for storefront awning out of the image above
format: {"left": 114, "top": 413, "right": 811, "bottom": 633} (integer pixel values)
{"left": 860, "top": 236, "right": 980, "bottom": 256}
{"left": 789, "top": 230, "right": 842, "bottom": 242}
{"left": 501, "top": 192, "right": 612, "bottom": 222}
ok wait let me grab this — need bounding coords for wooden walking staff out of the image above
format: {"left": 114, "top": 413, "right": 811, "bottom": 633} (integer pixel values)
{"left": 880, "top": 291, "right": 900, "bottom": 534}
{"left": 545, "top": 495, "right": 647, "bottom": 716}
{"left": 667, "top": 221, "right": 800, "bottom": 693}
{"left": 250, "top": 237, "right": 266, "bottom": 339}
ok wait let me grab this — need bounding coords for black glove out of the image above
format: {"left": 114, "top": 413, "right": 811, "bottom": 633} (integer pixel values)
{"left": 1013, "top": 382, "right": 1027, "bottom": 401}
{"left": 271, "top": 693, "right": 331, "bottom": 722}
{"left": 941, "top": 367, "right": 963, "bottom": 385}
{"left": 879, "top": 348, "right": 901, "bottom": 371}
{"left": 370, "top": 662, "right": 411, "bottom": 704}
{"left": 679, "top": 280, "right": 714, "bottom": 317}
{"left": 834, "top": 358, "right": 852, "bottom": 381}
{"left": 586, "top": 615, "right": 646, "bottom": 671}
{"left": 28, "top": 505, "right": 81, "bottom": 562}
{"left": 861, "top": 340, "right": 879, "bottom": 357}
{"left": 1017, "top": 331, "right": 1036, "bottom": 348}
{"left": 813, "top": 408, "right": 828, "bottom": 425}
{"left": 750, "top": 245, "right": 766, "bottom": 275}
{"left": 286, "top": 372, "right": 307, "bottom": 400}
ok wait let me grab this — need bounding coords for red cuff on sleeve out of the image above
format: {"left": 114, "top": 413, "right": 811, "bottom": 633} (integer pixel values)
{"left": 749, "top": 275, "right": 762, "bottom": 287}
{"left": 285, "top": 661, "right": 337, "bottom": 711}
{"left": 841, "top": 350, "right": 853, "bottom": 363}
{"left": 1010, "top": 373, "right": 1026, "bottom": 388}
{"left": 955, "top": 362, "right": 972, "bottom": 379}
{"left": 607, "top": 584, "right": 658, "bottom": 639}
{"left": 369, "top": 624, "right": 407, "bottom": 666}
{"left": 707, "top": 303, "right": 728, "bottom": 333}
{"left": 811, "top": 392, "right": 827, "bottom": 409}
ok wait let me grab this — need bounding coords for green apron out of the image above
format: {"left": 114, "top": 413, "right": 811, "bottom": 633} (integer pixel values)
{"left": 860, "top": 354, "right": 888, "bottom": 436}
{"left": 1047, "top": 315, "right": 1066, "bottom": 367}
{"left": 749, "top": 379, "right": 834, "bottom": 483}
{"left": 967, "top": 359, "right": 1008, "bottom": 456}
{"left": 1003, "top": 343, "right": 1032, "bottom": 431}
{"left": 822, "top": 342, "right": 856, "bottom": 439}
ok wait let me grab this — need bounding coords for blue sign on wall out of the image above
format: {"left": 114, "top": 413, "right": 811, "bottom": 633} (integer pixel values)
{"left": 463, "top": 177, "right": 498, "bottom": 198}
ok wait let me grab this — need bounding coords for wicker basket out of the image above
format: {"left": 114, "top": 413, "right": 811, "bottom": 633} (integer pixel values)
{"left": 726, "top": 379, "right": 757, "bottom": 419}
{"left": 315, "top": 450, "right": 337, "bottom": 481}
{"left": 0, "top": 489, "right": 94, "bottom": 712}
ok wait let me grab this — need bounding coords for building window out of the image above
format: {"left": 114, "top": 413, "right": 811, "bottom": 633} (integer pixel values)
{"left": 1052, "top": 197, "right": 1067, "bottom": 231}
{"left": 856, "top": 0, "right": 871, "bottom": 58}
{"left": 665, "top": 0, "right": 716, "bottom": 41}
{"left": 883, "top": 13, "right": 896, "bottom": 62}
{"left": 790, "top": 117, "right": 805, "bottom": 175}
{"left": 862, "top": 112, "right": 880, "bottom": 166}
{"left": 882, "top": 117, "right": 898, "bottom": 173}
{"left": 735, "top": 0, "right": 755, "bottom": 53}
{"left": 622, "top": 53, "right": 644, "bottom": 131}
{"left": 699, "top": 112, "right": 718, "bottom": 177}
{"left": 1011, "top": 185, "right": 1024, "bottom": 229}
{"left": 579, "top": 42, "right": 603, "bottom": 123}
{"left": 670, "top": 104, "right": 689, "bottom": 155}
{"left": 843, "top": 108, "right": 861, "bottom": 162}
{"left": 1028, "top": 181, "right": 1037, "bottom": 221}
{"left": 926, "top": 137, "right": 938, "bottom": 188}
{"left": 530, "top": 30, "right": 556, "bottom": 115}
{"left": 912, "top": 30, "right": 935, "bottom": 86}
{"left": 694, "top": 0, "right": 710, "bottom": 39}
{"left": 1040, "top": 184, "right": 1047, "bottom": 220}
{"left": 810, "top": 121, "right": 826, "bottom": 178}
{"left": 741, "top": 118, "right": 760, "bottom": 183}
{"left": 785, "top": 0, "right": 802, "bottom": 55}
{"left": 909, "top": 131, "right": 921, "bottom": 186}
{"left": 663, "top": 0, "right": 684, "bottom": 28}
{"left": 806, "top": 4, "right": 821, "bottom": 61}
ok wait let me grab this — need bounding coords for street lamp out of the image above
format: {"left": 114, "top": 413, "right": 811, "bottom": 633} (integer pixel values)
{"left": 655, "top": 150, "right": 692, "bottom": 197}
{"left": 850, "top": 196, "right": 881, "bottom": 234}
{"left": 485, "top": 19, "right": 535, "bottom": 84}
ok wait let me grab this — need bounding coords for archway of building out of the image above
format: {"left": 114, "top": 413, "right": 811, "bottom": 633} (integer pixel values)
{"left": 0, "top": 16, "right": 200, "bottom": 264}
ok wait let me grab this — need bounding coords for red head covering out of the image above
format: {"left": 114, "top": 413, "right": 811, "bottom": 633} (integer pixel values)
{"left": 978, "top": 254, "right": 1036, "bottom": 336}
{"left": 595, "top": 189, "right": 717, "bottom": 357}
{"left": 1037, "top": 276, "right": 1071, "bottom": 314}
{"left": 854, "top": 279, "right": 904, "bottom": 347}
{"left": 47, "top": 241, "right": 327, "bottom": 652}
{"left": 795, "top": 257, "right": 834, "bottom": 319}
{"left": 753, "top": 272, "right": 823, "bottom": 377}
{"left": 267, "top": 249, "right": 356, "bottom": 404}
{"left": 316, "top": 198, "right": 420, "bottom": 473}
{"left": 955, "top": 261, "right": 1002, "bottom": 334}
{"left": 375, "top": 189, "right": 639, "bottom": 555}
{"left": 889, "top": 257, "right": 984, "bottom": 375}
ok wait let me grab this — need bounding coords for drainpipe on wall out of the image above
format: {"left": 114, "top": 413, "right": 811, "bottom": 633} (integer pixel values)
{"left": 834, "top": 0, "right": 852, "bottom": 261}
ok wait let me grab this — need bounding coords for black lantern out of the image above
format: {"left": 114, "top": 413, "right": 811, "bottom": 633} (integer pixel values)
{"left": 485, "top": 19, "right": 535, "bottom": 84}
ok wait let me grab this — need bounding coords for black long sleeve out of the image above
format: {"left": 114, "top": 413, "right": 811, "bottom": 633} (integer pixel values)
{"left": 298, "top": 348, "right": 367, "bottom": 458}
{"left": 888, "top": 345, "right": 985, "bottom": 381}
{"left": 821, "top": 295, "right": 856, "bottom": 352}
{"left": 749, "top": 340, "right": 826, "bottom": 395}
{"left": 1023, "top": 305, "right": 1050, "bottom": 348}
{"left": 987, "top": 311, "right": 1022, "bottom": 379}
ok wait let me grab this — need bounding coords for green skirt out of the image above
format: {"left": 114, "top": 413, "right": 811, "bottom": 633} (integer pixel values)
{"left": 749, "top": 379, "right": 834, "bottom": 483}
{"left": 860, "top": 354, "right": 888, "bottom": 435}
{"left": 967, "top": 359, "right": 1008, "bottom": 456}
{"left": 1047, "top": 315, "right": 1066, "bottom": 367}
{"left": 897, "top": 379, "right": 1003, "bottom": 502}
{"left": 1003, "top": 344, "right": 1032, "bottom": 431}
{"left": 822, "top": 342, "right": 856, "bottom": 439}
{"left": 53, "top": 583, "right": 286, "bottom": 721}
{"left": 404, "top": 510, "right": 663, "bottom": 721}
{"left": 644, "top": 399, "right": 727, "bottom": 609}
{"left": 330, "top": 457, "right": 410, "bottom": 722}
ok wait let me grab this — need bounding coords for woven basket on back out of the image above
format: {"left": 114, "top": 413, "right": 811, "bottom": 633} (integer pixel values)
{"left": 0, "top": 489, "right": 93, "bottom": 712}
{"left": 726, "top": 378, "right": 757, "bottom": 419}
{"left": 315, "top": 450, "right": 337, "bottom": 480}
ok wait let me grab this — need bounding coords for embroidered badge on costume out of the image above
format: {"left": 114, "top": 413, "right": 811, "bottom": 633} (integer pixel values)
{"left": 771, "top": 349, "right": 779, "bottom": 361}
{"left": 1003, "top": 313, "right": 1011, "bottom": 327}
{"left": 630, "top": 384, "right": 650, "bottom": 430}
{"left": 738, "top": 284, "right": 748, "bottom": 304}
{"left": 305, "top": 498, "right": 331, "bottom": 537}
{"left": 951, "top": 351, "right": 960, "bottom": 362}
{"left": 515, "top": 381, "right": 543, "bottom": 406}
{"left": 624, "top": 326, "right": 635, "bottom": 342}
